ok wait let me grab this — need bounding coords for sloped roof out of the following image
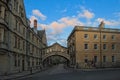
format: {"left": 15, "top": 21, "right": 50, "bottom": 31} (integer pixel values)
{"left": 47, "top": 42, "right": 67, "bottom": 49}
{"left": 37, "top": 30, "right": 45, "bottom": 39}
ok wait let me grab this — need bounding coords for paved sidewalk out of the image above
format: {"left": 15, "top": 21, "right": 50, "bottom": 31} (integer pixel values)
{"left": 74, "top": 67, "right": 120, "bottom": 72}
{"left": 0, "top": 69, "right": 45, "bottom": 80}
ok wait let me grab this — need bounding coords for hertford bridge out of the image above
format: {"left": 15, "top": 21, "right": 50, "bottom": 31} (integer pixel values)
{"left": 42, "top": 43, "right": 70, "bottom": 66}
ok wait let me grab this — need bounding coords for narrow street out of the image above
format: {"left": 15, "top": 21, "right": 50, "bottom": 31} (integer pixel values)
{"left": 17, "top": 64, "right": 120, "bottom": 80}
{"left": 44, "top": 64, "right": 72, "bottom": 75}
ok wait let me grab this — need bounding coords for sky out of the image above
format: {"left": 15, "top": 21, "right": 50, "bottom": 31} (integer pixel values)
{"left": 24, "top": 0, "right": 120, "bottom": 46}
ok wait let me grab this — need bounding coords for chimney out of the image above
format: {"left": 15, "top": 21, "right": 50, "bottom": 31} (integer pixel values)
{"left": 99, "top": 21, "right": 105, "bottom": 29}
{"left": 34, "top": 19, "right": 37, "bottom": 29}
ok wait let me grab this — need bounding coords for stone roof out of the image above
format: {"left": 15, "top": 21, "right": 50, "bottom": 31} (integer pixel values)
{"left": 37, "top": 30, "right": 45, "bottom": 39}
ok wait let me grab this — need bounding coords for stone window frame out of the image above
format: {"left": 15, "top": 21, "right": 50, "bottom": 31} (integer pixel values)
{"left": 84, "top": 34, "right": 89, "bottom": 39}
{"left": 84, "top": 43, "right": 88, "bottom": 50}
{"left": 111, "top": 35, "right": 115, "bottom": 40}
{"left": 18, "top": 37, "right": 20, "bottom": 49}
{"left": 0, "top": 32, "right": 1, "bottom": 41}
{"left": 103, "top": 56, "right": 106, "bottom": 62}
{"left": 112, "top": 56, "right": 115, "bottom": 62}
{"left": 18, "top": 55, "right": 20, "bottom": 67}
{"left": 23, "top": 27, "right": 25, "bottom": 36}
{"left": 94, "top": 56, "right": 97, "bottom": 63}
{"left": 103, "top": 35, "right": 106, "bottom": 40}
{"left": 14, "top": 0, "right": 19, "bottom": 12}
{"left": 94, "top": 44, "right": 98, "bottom": 50}
{"left": 103, "top": 44, "right": 107, "bottom": 50}
{"left": 0, "top": 28, "right": 6, "bottom": 42}
{"left": 0, "top": 5, "right": 2, "bottom": 17}
{"left": 14, "top": 35, "right": 17, "bottom": 48}
{"left": 112, "top": 44, "right": 115, "bottom": 50}
{"left": 32, "top": 45, "right": 34, "bottom": 53}
{"left": 14, "top": 54, "right": 17, "bottom": 67}
{"left": 23, "top": 40, "right": 25, "bottom": 50}
{"left": 94, "top": 34, "right": 98, "bottom": 39}
{"left": 4, "top": 9, "right": 9, "bottom": 23}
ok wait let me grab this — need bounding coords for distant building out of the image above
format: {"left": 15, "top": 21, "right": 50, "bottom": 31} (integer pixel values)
{"left": 0, "top": 0, "right": 47, "bottom": 75}
{"left": 67, "top": 21, "right": 120, "bottom": 68}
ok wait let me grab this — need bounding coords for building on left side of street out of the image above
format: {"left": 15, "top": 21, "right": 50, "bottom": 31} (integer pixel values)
{"left": 0, "top": 0, "right": 47, "bottom": 75}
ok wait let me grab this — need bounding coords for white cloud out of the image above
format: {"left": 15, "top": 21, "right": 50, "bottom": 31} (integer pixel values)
{"left": 29, "top": 7, "right": 120, "bottom": 46}
{"left": 49, "top": 16, "right": 84, "bottom": 35}
{"left": 38, "top": 23, "right": 49, "bottom": 30}
{"left": 32, "top": 9, "right": 47, "bottom": 20}
{"left": 58, "top": 39, "right": 67, "bottom": 47}
{"left": 96, "top": 18, "right": 120, "bottom": 26}
{"left": 35, "top": 16, "right": 84, "bottom": 45}
{"left": 114, "top": 12, "right": 120, "bottom": 17}
{"left": 59, "top": 17, "right": 84, "bottom": 26}
{"left": 78, "top": 8, "right": 94, "bottom": 20}
{"left": 49, "top": 21, "right": 66, "bottom": 34}
{"left": 37, "top": 16, "right": 84, "bottom": 36}
{"left": 61, "top": 8, "right": 67, "bottom": 13}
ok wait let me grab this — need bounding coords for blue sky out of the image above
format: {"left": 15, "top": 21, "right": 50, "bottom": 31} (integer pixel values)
{"left": 24, "top": 0, "right": 120, "bottom": 46}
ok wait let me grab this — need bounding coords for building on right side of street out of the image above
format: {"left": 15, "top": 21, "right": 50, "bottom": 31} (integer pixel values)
{"left": 67, "top": 21, "right": 120, "bottom": 68}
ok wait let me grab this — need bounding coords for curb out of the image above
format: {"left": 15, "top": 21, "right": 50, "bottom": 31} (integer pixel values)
{"left": 74, "top": 68, "right": 120, "bottom": 72}
{"left": 0, "top": 69, "right": 46, "bottom": 80}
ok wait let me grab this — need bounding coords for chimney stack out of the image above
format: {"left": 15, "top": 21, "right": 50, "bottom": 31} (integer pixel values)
{"left": 34, "top": 19, "right": 37, "bottom": 29}
{"left": 99, "top": 21, "right": 105, "bottom": 29}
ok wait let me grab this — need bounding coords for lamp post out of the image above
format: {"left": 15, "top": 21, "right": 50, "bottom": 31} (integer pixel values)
{"left": 99, "top": 27, "right": 102, "bottom": 68}
{"left": 99, "top": 21, "right": 105, "bottom": 68}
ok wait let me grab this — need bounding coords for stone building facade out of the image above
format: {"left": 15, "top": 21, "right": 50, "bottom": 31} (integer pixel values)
{"left": 67, "top": 22, "right": 120, "bottom": 68}
{"left": 0, "top": 0, "right": 47, "bottom": 75}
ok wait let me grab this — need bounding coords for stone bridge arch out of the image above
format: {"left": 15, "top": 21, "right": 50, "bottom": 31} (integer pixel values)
{"left": 42, "top": 43, "right": 70, "bottom": 66}
{"left": 42, "top": 51, "right": 70, "bottom": 62}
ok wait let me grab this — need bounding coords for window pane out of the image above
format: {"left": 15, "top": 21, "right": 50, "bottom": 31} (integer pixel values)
{"left": 94, "top": 56, "right": 97, "bottom": 63}
{"left": 94, "top": 34, "right": 98, "bottom": 39}
{"left": 84, "top": 34, "right": 88, "bottom": 39}
{"left": 112, "top": 44, "right": 115, "bottom": 50}
{"left": 103, "top": 56, "right": 106, "bottom": 62}
{"left": 103, "top": 44, "right": 106, "bottom": 49}
{"left": 103, "top": 35, "right": 106, "bottom": 40}
{"left": 0, "top": 5, "right": 2, "bottom": 17}
{"left": 84, "top": 59, "right": 88, "bottom": 63}
{"left": 112, "top": 56, "right": 115, "bottom": 62}
{"left": 0, "top": 29, "right": 4, "bottom": 41}
{"left": 94, "top": 44, "right": 97, "bottom": 49}
{"left": 84, "top": 44, "right": 88, "bottom": 49}
{"left": 0, "top": 29, "right": 1, "bottom": 41}
{"left": 112, "top": 35, "right": 115, "bottom": 40}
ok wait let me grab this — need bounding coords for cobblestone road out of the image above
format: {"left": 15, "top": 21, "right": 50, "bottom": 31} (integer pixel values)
{"left": 17, "top": 64, "right": 120, "bottom": 80}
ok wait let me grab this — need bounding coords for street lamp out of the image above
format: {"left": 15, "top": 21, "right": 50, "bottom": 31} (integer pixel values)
{"left": 99, "top": 21, "right": 105, "bottom": 68}
{"left": 100, "top": 27, "right": 102, "bottom": 68}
